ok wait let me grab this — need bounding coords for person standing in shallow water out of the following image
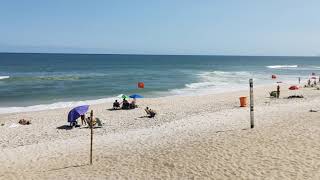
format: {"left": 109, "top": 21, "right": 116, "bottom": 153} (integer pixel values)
{"left": 277, "top": 85, "right": 280, "bottom": 98}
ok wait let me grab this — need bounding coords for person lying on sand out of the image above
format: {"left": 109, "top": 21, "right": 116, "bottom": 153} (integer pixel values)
{"left": 18, "top": 119, "right": 31, "bottom": 125}
{"left": 287, "top": 95, "right": 304, "bottom": 99}
{"left": 145, "top": 107, "right": 156, "bottom": 118}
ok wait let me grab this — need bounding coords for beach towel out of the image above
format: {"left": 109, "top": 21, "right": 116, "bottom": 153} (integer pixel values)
{"left": 9, "top": 123, "right": 20, "bottom": 128}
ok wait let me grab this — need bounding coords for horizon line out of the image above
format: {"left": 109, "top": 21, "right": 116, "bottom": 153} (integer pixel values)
{"left": 0, "top": 51, "right": 319, "bottom": 58}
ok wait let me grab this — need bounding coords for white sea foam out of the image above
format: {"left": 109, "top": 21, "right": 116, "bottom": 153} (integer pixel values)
{"left": 0, "top": 97, "right": 115, "bottom": 115}
{"left": 266, "top": 65, "right": 298, "bottom": 69}
{"left": 266, "top": 65, "right": 320, "bottom": 71}
{"left": 0, "top": 76, "right": 10, "bottom": 80}
{"left": 170, "top": 71, "right": 255, "bottom": 96}
{"left": 169, "top": 70, "right": 300, "bottom": 96}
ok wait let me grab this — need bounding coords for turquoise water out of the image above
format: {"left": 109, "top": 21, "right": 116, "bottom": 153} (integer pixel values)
{"left": 0, "top": 53, "right": 320, "bottom": 112}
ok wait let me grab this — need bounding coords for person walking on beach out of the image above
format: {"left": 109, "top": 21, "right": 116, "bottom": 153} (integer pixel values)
{"left": 298, "top": 77, "right": 301, "bottom": 84}
{"left": 277, "top": 85, "right": 280, "bottom": 98}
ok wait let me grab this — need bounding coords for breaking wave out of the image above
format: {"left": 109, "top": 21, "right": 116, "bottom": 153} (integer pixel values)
{"left": 266, "top": 65, "right": 298, "bottom": 69}
{"left": 0, "top": 76, "right": 10, "bottom": 80}
{"left": 266, "top": 65, "right": 320, "bottom": 71}
{"left": 0, "top": 97, "right": 115, "bottom": 114}
{"left": 170, "top": 71, "right": 255, "bottom": 95}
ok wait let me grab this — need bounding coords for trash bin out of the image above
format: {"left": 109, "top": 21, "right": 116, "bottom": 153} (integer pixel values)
{"left": 239, "top": 97, "right": 247, "bottom": 107}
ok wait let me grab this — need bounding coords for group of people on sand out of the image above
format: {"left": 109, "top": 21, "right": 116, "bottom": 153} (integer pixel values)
{"left": 270, "top": 77, "right": 320, "bottom": 99}
{"left": 305, "top": 78, "right": 318, "bottom": 88}
{"left": 112, "top": 99, "right": 156, "bottom": 118}
{"left": 79, "top": 114, "right": 102, "bottom": 126}
{"left": 113, "top": 98, "right": 137, "bottom": 110}
{"left": 68, "top": 110, "right": 103, "bottom": 128}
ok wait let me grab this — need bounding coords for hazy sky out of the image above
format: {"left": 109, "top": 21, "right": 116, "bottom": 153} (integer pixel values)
{"left": 0, "top": 0, "right": 319, "bottom": 55}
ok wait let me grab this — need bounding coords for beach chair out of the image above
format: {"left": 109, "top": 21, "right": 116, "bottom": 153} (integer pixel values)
{"left": 269, "top": 91, "right": 278, "bottom": 98}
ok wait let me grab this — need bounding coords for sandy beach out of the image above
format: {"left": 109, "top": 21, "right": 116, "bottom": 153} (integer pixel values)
{"left": 0, "top": 84, "right": 319, "bottom": 179}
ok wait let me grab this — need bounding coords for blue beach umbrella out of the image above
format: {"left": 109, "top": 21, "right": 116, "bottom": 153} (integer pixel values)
{"left": 67, "top": 105, "right": 89, "bottom": 123}
{"left": 129, "top": 94, "right": 143, "bottom": 98}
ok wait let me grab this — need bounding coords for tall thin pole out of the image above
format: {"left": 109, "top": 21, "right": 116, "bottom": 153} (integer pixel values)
{"left": 249, "top": 79, "right": 254, "bottom": 128}
{"left": 90, "top": 110, "right": 93, "bottom": 165}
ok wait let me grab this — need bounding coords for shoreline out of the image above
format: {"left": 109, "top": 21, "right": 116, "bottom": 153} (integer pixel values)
{"left": 0, "top": 82, "right": 298, "bottom": 115}
{"left": 0, "top": 84, "right": 319, "bottom": 179}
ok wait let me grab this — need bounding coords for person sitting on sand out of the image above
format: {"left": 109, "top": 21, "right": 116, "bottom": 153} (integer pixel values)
{"left": 86, "top": 117, "right": 94, "bottom": 127}
{"left": 86, "top": 116, "right": 102, "bottom": 127}
{"left": 130, "top": 99, "right": 137, "bottom": 109}
{"left": 145, "top": 107, "right": 156, "bottom": 118}
{"left": 113, "top": 100, "right": 120, "bottom": 109}
{"left": 122, "top": 99, "right": 130, "bottom": 109}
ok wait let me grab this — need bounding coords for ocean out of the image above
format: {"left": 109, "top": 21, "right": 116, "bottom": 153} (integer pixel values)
{"left": 0, "top": 53, "right": 319, "bottom": 113}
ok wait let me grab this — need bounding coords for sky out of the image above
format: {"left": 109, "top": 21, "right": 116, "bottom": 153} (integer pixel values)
{"left": 0, "top": 0, "right": 319, "bottom": 56}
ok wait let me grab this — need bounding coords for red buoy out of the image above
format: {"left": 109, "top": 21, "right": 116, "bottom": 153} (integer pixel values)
{"left": 138, "top": 82, "right": 144, "bottom": 88}
{"left": 271, "top": 75, "right": 277, "bottom": 79}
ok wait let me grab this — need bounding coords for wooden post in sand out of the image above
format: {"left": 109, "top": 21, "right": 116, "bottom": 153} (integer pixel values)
{"left": 249, "top": 79, "right": 254, "bottom": 128}
{"left": 90, "top": 110, "right": 93, "bottom": 165}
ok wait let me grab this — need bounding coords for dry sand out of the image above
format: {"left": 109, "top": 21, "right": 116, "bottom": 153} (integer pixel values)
{"left": 0, "top": 84, "right": 319, "bottom": 179}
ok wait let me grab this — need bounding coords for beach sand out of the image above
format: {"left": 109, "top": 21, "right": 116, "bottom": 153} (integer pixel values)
{"left": 0, "top": 84, "right": 319, "bottom": 179}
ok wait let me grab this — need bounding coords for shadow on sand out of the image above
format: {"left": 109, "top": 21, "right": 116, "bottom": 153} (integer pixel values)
{"left": 215, "top": 128, "right": 251, "bottom": 133}
{"left": 56, "top": 125, "right": 73, "bottom": 130}
{"left": 80, "top": 126, "right": 102, "bottom": 129}
{"left": 48, "top": 163, "right": 89, "bottom": 172}
{"left": 107, "top": 108, "right": 123, "bottom": 111}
